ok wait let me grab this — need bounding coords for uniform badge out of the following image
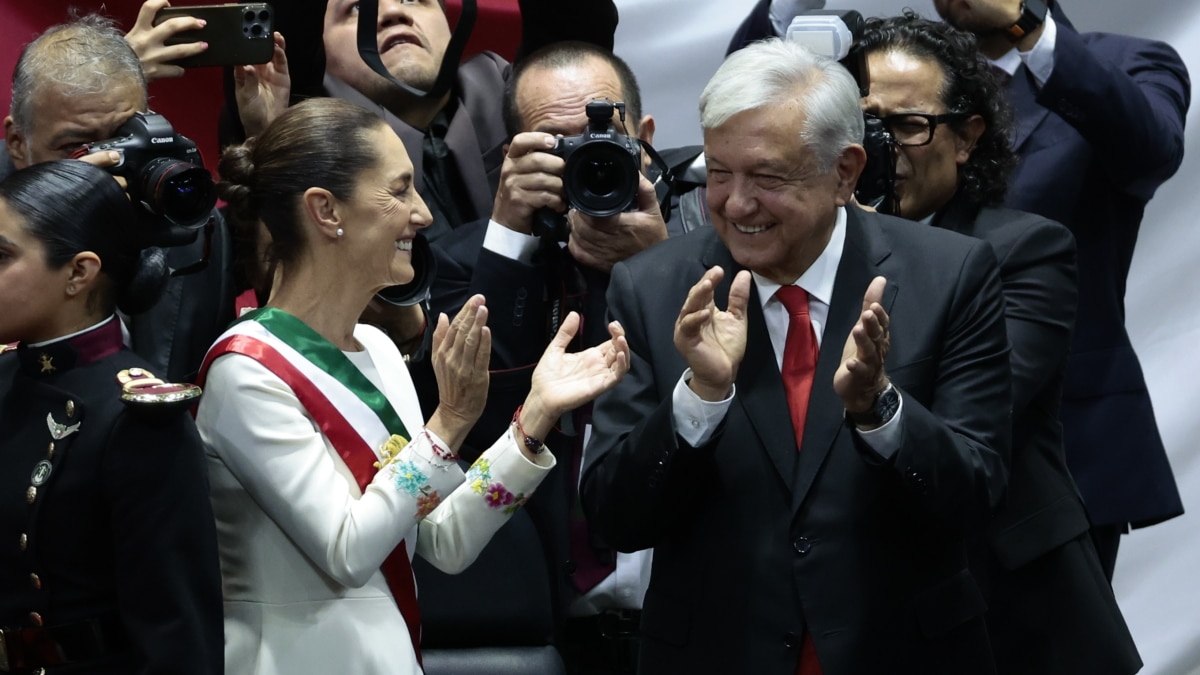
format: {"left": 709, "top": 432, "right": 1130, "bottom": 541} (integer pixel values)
{"left": 30, "top": 460, "right": 53, "bottom": 486}
{"left": 47, "top": 413, "right": 81, "bottom": 440}
{"left": 38, "top": 353, "right": 55, "bottom": 373}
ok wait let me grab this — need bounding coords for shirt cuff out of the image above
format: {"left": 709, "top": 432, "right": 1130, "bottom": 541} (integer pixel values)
{"left": 854, "top": 392, "right": 904, "bottom": 460}
{"left": 483, "top": 219, "right": 540, "bottom": 264}
{"left": 1018, "top": 13, "right": 1057, "bottom": 88}
{"left": 672, "top": 368, "right": 735, "bottom": 447}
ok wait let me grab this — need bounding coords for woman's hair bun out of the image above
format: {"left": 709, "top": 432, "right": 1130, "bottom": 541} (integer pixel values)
{"left": 218, "top": 140, "right": 259, "bottom": 224}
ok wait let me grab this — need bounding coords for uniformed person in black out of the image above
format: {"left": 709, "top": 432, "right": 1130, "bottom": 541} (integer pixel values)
{"left": 0, "top": 161, "right": 222, "bottom": 674}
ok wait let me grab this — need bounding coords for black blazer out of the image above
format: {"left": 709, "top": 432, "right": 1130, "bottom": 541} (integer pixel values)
{"left": 582, "top": 208, "right": 1012, "bottom": 675}
{"left": 935, "top": 201, "right": 1142, "bottom": 674}
{"left": 1001, "top": 3, "right": 1187, "bottom": 528}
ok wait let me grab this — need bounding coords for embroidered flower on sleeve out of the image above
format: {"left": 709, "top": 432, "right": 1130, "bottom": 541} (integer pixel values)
{"left": 415, "top": 490, "right": 442, "bottom": 518}
{"left": 465, "top": 458, "right": 492, "bottom": 494}
{"left": 484, "top": 483, "right": 515, "bottom": 509}
{"left": 393, "top": 460, "right": 429, "bottom": 496}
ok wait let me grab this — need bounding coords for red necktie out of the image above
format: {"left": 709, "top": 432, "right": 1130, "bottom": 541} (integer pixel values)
{"left": 774, "top": 286, "right": 823, "bottom": 675}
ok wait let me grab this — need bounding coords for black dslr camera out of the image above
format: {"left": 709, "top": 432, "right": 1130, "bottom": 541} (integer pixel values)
{"left": 78, "top": 112, "right": 217, "bottom": 247}
{"left": 533, "top": 99, "right": 642, "bottom": 241}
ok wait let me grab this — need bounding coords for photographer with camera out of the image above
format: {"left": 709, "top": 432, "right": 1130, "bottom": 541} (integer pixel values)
{"left": 413, "top": 41, "right": 670, "bottom": 674}
{"left": 3, "top": 14, "right": 235, "bottom": 383}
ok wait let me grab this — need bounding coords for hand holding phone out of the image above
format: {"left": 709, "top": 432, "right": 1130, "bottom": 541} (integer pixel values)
{"left": 125, "top": 0, "right": 209, "bottom": 81}
{"left": 150, "top": 2, "right": 275, "bottom": 70}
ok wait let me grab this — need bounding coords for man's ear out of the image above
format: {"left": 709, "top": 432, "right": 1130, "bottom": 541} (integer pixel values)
{"left": 64, "top": 251, "right": 103, "bottom": 299}
{"left": 833, "top": 144, "right": 868, "bottom": 206}
{"left": 636, "top": 114, "right": 656, "bottom": 146}
{"left": 955, "top": 114, "right": 986, "bottom": 164}
{"left": 301, "top": 187, "right": 343, "bottom": 240}
{"left": 4, "top": 116, "right": 30, "bottom": 171}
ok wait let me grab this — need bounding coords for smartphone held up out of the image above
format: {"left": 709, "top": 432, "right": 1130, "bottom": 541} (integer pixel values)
{"left": 153, "top": 3, "right": 275, "bottom": 68}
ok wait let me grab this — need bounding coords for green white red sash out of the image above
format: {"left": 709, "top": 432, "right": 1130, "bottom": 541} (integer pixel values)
{"left": 197, "top": 307, "right": 423, "bottom": 660}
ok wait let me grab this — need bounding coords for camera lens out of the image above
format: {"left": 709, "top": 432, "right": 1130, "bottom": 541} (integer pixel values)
{"left": 245, "top": 10, "right": 256, "bottom": 21}
{"left": 563, "top": 141, "right": 640, "bottom": 217}
{"left": 250, "top": 23, "right": 264, "bottom": 37}
{"left": 141, "top": 159, "right": 217, "bottom": 230}
{"left": 259, "top": 10, "right": 270, "bottom": 21}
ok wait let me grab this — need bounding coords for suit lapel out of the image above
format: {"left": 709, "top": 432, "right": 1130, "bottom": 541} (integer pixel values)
{"left": 790, "top": 209, "right": 898, "bottom": 515}
{"left": 1008, "top": 65, "right": 1050, "bottom": 151}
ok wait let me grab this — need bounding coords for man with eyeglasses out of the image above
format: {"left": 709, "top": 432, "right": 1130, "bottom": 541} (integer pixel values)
{"left": 931, "top": 0, "right": 1186, "bottom": 588}
{"left": 850, "top": 13, "right": 1141, "bottom": 675}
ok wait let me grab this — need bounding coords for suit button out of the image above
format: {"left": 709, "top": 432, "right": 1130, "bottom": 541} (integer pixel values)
{"left": 26, "top": 486, "right": 37, "bottom": 504}
{"left": 785, "top": 631, "right": 799, "bottom": 649}
{"left": 29, "top": 611, "right": 43, "bottom": 626}
{"left": 793, "top": 537, "right": 812, "bottom": 555}
{"left": 18, "top": 533, "right": 28, "bottom": 551}
{"left": 30, "top": 573, "right": 41, "bottom": 590}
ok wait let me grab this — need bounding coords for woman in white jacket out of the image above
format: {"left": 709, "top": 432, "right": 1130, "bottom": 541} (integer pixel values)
{"left": 194, "top": 98, "right": 630, "bottom": 675}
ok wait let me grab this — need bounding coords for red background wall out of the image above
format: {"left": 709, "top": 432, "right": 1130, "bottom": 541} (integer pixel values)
{"left": 0, "top": 1, "right": 520, "bottom": 171}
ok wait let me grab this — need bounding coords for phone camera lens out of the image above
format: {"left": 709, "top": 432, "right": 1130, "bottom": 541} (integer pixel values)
{"left": 250, "top": 24, "right": 264, "bottom": 37}
{"left": 259, "top": 10, "right": 270, "bottom": 21}
{"left": 244, "top": 10, "right": 255, "bottom": 21}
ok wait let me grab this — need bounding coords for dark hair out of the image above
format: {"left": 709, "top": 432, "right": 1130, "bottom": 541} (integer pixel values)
{"left": 0, "top": 160, "right": 168, "bottom": 315}
{"left": 502, "top": 41, "right": 644, "bottom": 138}
{"left": 856, "top": 11, "right": 1017, "bottom": 208}
{"left": 218, "top": 98, "right": 385, "bottom": 271}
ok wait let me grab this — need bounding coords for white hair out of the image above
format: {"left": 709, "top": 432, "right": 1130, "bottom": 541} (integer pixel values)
{"left": 699, "top": 38, "right": 864, "bottom": 172}
{"left": 9, "top": 14, "right": 147, "bottom": 135}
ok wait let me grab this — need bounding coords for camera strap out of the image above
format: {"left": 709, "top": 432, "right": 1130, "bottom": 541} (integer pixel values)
{"left": 640, "top": 140, "right": 680, "bottom": 224}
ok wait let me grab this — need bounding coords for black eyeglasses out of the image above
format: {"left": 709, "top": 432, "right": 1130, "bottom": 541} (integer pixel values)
{"left": 865, "top": 112, "right": 969, "bottom": 147}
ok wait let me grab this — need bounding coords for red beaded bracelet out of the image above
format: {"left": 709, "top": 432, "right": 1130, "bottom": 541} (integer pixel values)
{"left": 513, "top": 405, "right": 546, "bottom": 455}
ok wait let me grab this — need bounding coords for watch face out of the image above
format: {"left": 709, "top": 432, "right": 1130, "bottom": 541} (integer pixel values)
{"left": 878, "top": 387, "right": 900, "bottom": 422}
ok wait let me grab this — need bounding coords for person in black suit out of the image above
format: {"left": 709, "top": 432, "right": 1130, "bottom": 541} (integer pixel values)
{"left": 856, "top": 14, "right": 1140, "bottom": 674}
{"left": 931, "top": 0, "right": 1187, "bottom": 583}
{"left": 581, "top": 38, "right": 1012, "bottom": 675}
{"left": 422, "top": 41, "right": 672, "bottom": 674}
{"left": 0, "top": 160, "right": 222, "bottom": 673}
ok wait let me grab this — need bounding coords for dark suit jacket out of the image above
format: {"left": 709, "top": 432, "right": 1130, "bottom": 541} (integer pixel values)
{"left": 934, "top": 200, "right": 1141, "bottom": 674}
{"left": 0, "top": 328, "right": 223, "bottom": 673}
{"left": 582, "top": 208, "right": 1012, "bottom": 675}
{"left": 724, "top": 0, "right": 1186, "bottom": 532}
{"left": 1001, "top": 3, "right": 1186, "bottom": 527}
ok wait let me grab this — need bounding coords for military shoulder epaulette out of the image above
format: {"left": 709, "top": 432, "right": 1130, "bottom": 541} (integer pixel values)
{"left": 117, "top": 367, "right": 202, "bottom": 423}
{"left": 0, "top": 343, "right": 17, "bottom": 355}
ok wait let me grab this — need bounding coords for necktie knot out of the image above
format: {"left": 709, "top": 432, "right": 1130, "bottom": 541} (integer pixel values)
{"left": 776, "top": 285, "right": 811, "bottom": 319}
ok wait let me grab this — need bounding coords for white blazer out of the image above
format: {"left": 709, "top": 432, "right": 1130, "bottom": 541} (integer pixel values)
{"left": 196, "top": 324, "right": 554, "bottom": 675}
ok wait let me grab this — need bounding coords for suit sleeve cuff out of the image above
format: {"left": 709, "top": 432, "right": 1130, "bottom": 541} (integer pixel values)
{"left": 854, "top": 393, "right": 904, "bottom": 460}
{"left": 483, "top": 219, "right": 540, "bottom": 264}
{"left": 672, "top": 368, "right": 735, "bottom": 447}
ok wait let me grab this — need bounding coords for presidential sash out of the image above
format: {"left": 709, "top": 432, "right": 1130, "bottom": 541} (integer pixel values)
{"left": 198, "top": 307, "right": 424, "bottom": 660}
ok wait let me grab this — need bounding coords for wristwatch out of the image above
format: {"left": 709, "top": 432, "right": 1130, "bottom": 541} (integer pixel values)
{"left": 847, "top": 383, "right": 900, "bottom": 429}
{"left": 1005, "top": 0, "right": 1048, "bottom": 42}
